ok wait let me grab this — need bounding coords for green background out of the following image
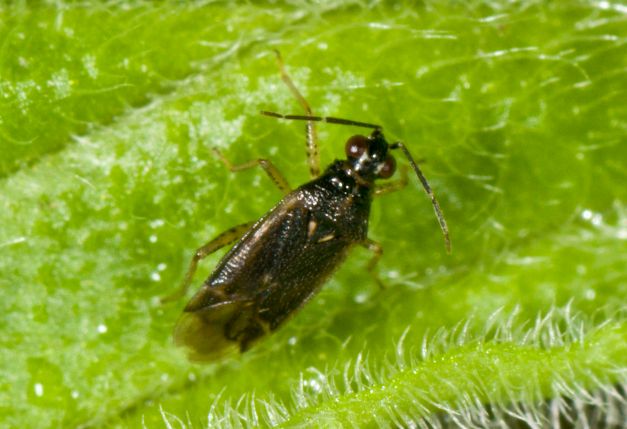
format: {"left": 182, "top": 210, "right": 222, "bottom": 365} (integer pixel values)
{"left": 0, "top": 1, "right": 625, "bottom": 427}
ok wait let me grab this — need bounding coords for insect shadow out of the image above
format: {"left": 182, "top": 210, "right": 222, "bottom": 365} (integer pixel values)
{"left": 162, "top": 51, "right": 451, "bottom": 362}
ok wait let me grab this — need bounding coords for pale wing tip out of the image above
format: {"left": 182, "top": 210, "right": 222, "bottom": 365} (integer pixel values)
{"left": 174, "top": 308, "right": 239, "bottom": 363}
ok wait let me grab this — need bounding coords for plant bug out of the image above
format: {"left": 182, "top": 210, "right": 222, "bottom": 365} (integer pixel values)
{"left": 165, "top": 51, "right": 450, "bottom": 361}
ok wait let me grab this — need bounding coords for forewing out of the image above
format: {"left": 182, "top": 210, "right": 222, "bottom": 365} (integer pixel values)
{"left": 173, "top": 302, "right": 242, "bottom": 362}
{"left": 175, "top": 190, "right": 358, "bottom": 361}
{"left": 174, "top": 194, "right": 312, "bottom": 360}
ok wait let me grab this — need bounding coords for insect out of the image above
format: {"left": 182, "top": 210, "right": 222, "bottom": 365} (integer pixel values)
{"left": 164, "top": 51, "right": 450, "bottom": 361}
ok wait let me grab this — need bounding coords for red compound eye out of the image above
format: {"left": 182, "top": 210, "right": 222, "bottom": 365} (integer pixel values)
{"left": 378, "top": 155, "right": 396, "bottom": 179}
{"left": 345, "top": 135, "right": 369, "bottom": 158}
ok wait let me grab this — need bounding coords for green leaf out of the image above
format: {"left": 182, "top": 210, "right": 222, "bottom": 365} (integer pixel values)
{"left": 1, "top": 1, "right": 625, "bottom": 428}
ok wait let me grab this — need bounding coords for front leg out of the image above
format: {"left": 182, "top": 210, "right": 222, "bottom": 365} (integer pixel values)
{"left": 374, "top": 165, "right": 408, "bottom": 197}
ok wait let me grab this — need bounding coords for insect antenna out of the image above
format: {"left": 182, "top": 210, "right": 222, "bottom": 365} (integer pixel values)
{"left": 390, "top": 142, "right": 451, "bottom": 253}
{"left": 261, "top": 111, "right": 381, "bottom": 130}
{"left": 261, "top": 106, "right": 451, "bottom": 252}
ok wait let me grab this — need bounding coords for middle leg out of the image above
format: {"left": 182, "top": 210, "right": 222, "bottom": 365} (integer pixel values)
{"left": 213, "top": 148, "right": 291, "bottom": 195}
{"left": 361, "top": 238, "right": 385, "bottom": 289}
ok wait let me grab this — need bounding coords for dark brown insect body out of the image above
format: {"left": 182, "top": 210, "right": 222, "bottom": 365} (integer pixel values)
{"left": 167, "top": 52, "right": 450, "bottom": 361}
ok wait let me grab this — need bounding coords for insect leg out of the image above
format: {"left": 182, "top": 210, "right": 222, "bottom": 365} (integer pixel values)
{"left": 160, "top": 222, "right": 255, "bottom": 303}
{"left": 361, "top": 239, "right": 385, "bottom": 289}
{"left": 213, "top": 148, "right": 291, "bottom": 195}
{"left": 272, "top": 50, "right": 320, "bottom": 179}
{"left": 374, "top": 165, "right": 409, "bottom": 197}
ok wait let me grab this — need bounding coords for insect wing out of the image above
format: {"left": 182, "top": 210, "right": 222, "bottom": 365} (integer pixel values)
{"left": 174, "top": 301, "right": 243, "bottom": 361}
{"left": 174, "top": 190, "right": 354, "bottom": 361}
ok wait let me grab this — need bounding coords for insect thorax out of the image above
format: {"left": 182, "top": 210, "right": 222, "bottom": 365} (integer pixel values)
{"left": 296, "top": 163, "right": 372, "bottom": 242}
